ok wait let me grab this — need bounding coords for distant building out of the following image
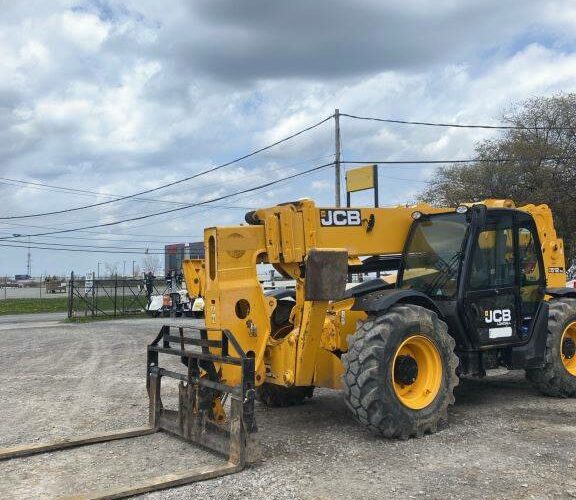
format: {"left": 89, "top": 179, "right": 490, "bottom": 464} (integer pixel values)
{"left": 164, "top": 242, "right": 205, "bottom": 274}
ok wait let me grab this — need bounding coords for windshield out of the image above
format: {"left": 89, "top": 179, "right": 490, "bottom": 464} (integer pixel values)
{"left": 400, "top": 213, "right": 468, "bottom": 299}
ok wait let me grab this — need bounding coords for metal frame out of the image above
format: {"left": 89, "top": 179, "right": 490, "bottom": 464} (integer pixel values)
{"left": 0, "top": 325, "right": 256, "bottom": 499}
{"left": 67, "top": 275, "right": 167, "bottom": 319}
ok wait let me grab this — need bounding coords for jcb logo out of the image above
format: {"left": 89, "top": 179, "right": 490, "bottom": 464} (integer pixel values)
{"left": 485, "top": 309, "right": 512, "bottom": 324}
{"left": 320, "top": 209, "right": 361, "bottom": 227}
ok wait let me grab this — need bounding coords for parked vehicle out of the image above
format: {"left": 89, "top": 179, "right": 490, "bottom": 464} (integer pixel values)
{"left": 146, "top": 288, "right": 204, "bottom": 317}
{"left": 45, "top": 279, "right": 67, "bottom": 294}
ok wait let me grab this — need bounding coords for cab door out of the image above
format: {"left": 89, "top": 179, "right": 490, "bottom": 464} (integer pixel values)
{"left": 462, "top": 212, "right": 521, "bottom": 346}
{"left": 461, "top": 211, "right": 547, "bottom": 347}
{"left": 516, "top": 213, "right": 546, "bottom": 336}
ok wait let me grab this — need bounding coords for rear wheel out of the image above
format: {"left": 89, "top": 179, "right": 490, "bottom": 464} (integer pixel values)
{"left": 342, "top": 304, "right": 458, "bottom": 439}
{"left": 526, "top": 298, "right": 576, "bottom": 397}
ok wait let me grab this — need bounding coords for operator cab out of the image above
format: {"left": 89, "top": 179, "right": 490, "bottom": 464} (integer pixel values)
{"left": 397, "top": 206, "right": 547, "bottom": 353}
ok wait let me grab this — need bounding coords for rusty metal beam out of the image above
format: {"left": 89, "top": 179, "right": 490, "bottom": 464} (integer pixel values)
{"left": 62, "top": 461, "right": 241, "bottom": 500}
{"left": 0, "top": 426, "right": 155, "bottom": 461}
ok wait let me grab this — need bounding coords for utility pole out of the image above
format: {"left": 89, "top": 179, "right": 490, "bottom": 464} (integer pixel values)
{"left": 26, "top": 236, "right": 31, "bottom": 277}
{"left": 334, "top": 108, "right": 341, "bottom": 207}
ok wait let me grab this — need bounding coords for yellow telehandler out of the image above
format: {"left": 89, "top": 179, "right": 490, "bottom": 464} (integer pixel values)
{"left": 2, "top": 198, "right": 576, "bottom": 498}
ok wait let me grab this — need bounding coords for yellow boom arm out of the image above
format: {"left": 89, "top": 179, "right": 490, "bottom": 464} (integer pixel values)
{"left": 198, "top": 198, "right": 566, "bottom": 389}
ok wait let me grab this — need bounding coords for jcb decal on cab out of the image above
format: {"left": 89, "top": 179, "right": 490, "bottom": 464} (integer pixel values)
{"left": 320, "top": 209, "right": 362, "bottom": 227}
{"left": 485, "top": 309, "right": 512, "bottom": 324}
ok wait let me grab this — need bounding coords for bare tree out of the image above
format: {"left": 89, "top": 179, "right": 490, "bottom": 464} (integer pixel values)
{"left": 142, "top": 255, "right": 161, "bottom": 276}
{"left": 104, "top": 261, "right": 119, "bottom": 277}
{"left": 420, "top": 93, "right": 576, "bottom": 266}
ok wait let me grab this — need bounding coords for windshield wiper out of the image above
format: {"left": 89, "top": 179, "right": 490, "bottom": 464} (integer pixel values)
{"left": 425, "top": 252, "right": 462, "bottom": 296}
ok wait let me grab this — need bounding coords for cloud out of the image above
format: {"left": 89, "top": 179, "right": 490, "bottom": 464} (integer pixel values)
{"left": 166, "top": 0, "right": 550, "bottom": 81}
{"left": 61, "top": 10, "right": 110, "bottom": 51}
{"left": 0, "top": 0, "right": 576, "bottom": 273}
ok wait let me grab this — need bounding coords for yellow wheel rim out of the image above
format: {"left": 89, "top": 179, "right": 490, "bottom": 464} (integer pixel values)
{"left": 392, "top": 335, "right": 443, "bottom": 410}
{"left": 561, "top": 321, "right": 576, "bottom": 376}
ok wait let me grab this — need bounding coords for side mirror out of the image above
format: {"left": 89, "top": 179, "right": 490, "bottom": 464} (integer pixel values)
{"left": 304, "top": 249, "right": 348, "bottom": 301}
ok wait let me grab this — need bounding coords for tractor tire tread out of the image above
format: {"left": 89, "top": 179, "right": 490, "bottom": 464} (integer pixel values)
{"left": 342, "top": 304, "right": 458, "bottom": 439}
{"left": 526, "top": 298, "right": 576, "bottom": 397}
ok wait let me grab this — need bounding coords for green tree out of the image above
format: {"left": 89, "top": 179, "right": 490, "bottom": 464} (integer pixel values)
{"left": 420, "top": 93, "right": 576, "bottom": 272}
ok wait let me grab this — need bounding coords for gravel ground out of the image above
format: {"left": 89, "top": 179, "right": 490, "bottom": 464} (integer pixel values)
{"left": 1, "top": 317, "right": 576, "bottom": 499}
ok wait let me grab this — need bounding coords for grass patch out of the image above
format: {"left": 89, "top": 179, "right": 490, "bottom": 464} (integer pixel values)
{"left": 0, "top": 297, "right": 68, "bottom": 315}
{"left": 0, "top": 296, "right": 148, "bottom": 316}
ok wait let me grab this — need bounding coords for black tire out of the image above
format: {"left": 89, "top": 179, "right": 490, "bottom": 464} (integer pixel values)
{"left": 526, "top": 298, "right": 576, "bottom": 397}
{"left": 342, "top": 304, "right": 458, "bottom": 439}
{"left": 270, "top": 299, "right": 296, "bottom": 341}
{"left": 256, "top": 383, "right": 314, "bottom": 407}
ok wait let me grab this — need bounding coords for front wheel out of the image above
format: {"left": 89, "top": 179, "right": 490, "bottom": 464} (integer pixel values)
{"left": 526, "top": 298, "right": 576, "bottom": 397}
{"left": 342, "top": 304, "right": 458, "bottom": 439}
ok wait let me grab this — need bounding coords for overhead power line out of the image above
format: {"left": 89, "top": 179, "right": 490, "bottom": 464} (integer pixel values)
{"left": 12, "top": 239, "right": 165, "bottom": 252}
{"left": 0, "top": 153, "right": 335, "bottom": 241}
{"left": 5, "top": 107, "right": 565, "bottom": 221}
{"left": 0, "top": 115, "right": 333, "bottom": 220}
{"left": 0, "top": 161, "right": 336, "bottom": 240}
{"left": 0, "top": 219, "right": 205, "bottom": 241}
{"left": 0, "top": 202, "right": 251, "bottom": 230}
{"left": 340, "top": 113, "right": 576, "bottom": 131}
{"left": 0, "top": 232, "right": 201, "bottom": 245}
{"left": 0, "top": 156, "right": 331, "bottom": 241}
{"left": 0, "top": 153, "right": 333, "bottom": 210}
{"left": 3, "top": 154, "right": 571, "bottom": 241}
{"left": 0, "top": 177, "right": 191, "bottom": 206}
{"left": 0, "top": 241, "right": 164, "bottom": 255}
{"left": 340, "top": 156, "right": 576, "bottom": 166}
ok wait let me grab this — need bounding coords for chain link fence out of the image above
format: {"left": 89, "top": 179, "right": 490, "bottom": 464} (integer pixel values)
{"left": 67, "top": 274, "right": 167, "bottom": 319}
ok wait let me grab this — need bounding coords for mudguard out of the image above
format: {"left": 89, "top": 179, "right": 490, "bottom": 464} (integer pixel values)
{"left": 546, "top": 287, "right": 576, "bottom": 298}
{"left": 342, "top": 278, "right": 394, "bottom": 299}
{"left": 351, "top": 288, "right": 441, "bottom": 317}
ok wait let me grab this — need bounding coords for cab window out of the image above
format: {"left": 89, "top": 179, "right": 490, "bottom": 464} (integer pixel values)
{"left": 518, "top": 225, "right": 544, "bottom": 316}
{"left": 400, "top": 213, "right": 468, "bottom": 299}
{"left": 518, "top": 227, "right": 541, "bottom": 284}
{"left": 469, "top": 222, "right": 514, "bottom": 289}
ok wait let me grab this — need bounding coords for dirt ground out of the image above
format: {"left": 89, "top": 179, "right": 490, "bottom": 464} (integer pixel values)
{"left": 1, "top": 315, "right": 576, "bottom": 499}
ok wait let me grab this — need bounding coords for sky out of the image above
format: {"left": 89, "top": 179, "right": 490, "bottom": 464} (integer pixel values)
{"left": 1, "top": 0, "right": 576, "bottom": 276}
